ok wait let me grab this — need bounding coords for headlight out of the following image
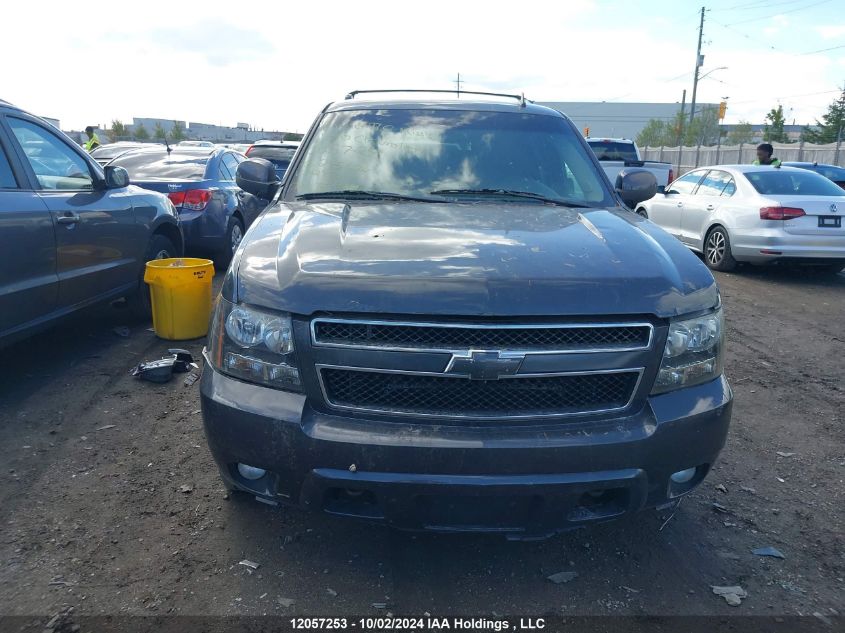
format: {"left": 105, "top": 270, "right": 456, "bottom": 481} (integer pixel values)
{"left": 207, "top": 298, "right": 301, "bottom": 391}
{"left": 651, "top": 308, "right": 724, "bottom": 395}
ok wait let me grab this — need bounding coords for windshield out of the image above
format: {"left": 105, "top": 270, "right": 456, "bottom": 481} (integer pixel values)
{"left": 247, "top": 146, "right": 297, "bottom": 171}
{"left": 111, "top": 151, "right": 209, "bottom": 180}
{"left": 586, "top": 140, "right": 639, "bottom": 162}
{"left": 90, "top": 144, "right": 143, "bottom": 160}
{"left": 811, "top": 165, "right": 845, "bottom": 182}
{"left": 287, "top": 109, "right": 612, "bottom": 206}
{"left": 745, "top": 170, "right": 845, "bottom": 196}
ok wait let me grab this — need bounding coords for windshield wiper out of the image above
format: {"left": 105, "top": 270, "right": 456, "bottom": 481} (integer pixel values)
{"left": 296, "top": 190, "right": 438, "bottom": 202}
{"left": 429, "top": 188, "right": 591, "bottom": 208}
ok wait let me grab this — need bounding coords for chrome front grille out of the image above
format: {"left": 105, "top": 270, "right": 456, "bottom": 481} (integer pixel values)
{"left": 310, "top": 317, "right": 653, "bottom": 419}
{"left": 312, "top": 319, "right": 653, "bottom": 353}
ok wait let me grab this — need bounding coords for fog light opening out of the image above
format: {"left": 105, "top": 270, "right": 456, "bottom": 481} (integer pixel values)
{"left": 667, "top": 464, "right": 709, "bottom": 498}
{"left": 670, "top": 467, "right": 697, "bottom": 484}
{"left": 237, "top": 463, "right": 267, "bottom": 481}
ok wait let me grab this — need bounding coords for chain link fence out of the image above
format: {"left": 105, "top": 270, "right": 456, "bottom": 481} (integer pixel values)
{"left": 641, "top": 142, "right": 844, "bottom": 176}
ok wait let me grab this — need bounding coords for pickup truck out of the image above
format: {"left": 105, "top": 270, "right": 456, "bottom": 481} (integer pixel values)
{"left": 200, "top": 91, "right": 732, "bottom": 540}
{"left": 587, "top": 137, "right": 674, "bottom": 190}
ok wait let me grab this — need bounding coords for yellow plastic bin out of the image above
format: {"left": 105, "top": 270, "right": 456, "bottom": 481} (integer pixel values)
{"left": 144, "top": 258, "right": 215, "bottom": 340}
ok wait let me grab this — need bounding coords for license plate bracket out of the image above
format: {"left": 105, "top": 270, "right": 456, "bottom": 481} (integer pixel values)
{"left": 819, "top": 216, "right": 841, "bottom": 228}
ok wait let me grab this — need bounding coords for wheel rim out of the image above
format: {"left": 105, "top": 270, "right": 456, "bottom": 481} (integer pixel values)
{"left": 706, "top": 231, "right": 725, "bottom": 265}
{"left": 153, "top": 249, "right": 170, "bottom": 260}
{"left": 231, "top": 224, "right": 243, "bottom": 253}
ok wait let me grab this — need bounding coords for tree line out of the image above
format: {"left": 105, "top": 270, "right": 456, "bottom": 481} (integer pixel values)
{"left": 636, "top": 88, "right": 845, "bottom": 147}
{"left": 105, "top": 120, "right": 304, "bottom": 143}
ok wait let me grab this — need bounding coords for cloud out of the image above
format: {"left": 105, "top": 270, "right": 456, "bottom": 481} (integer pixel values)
{"left": 148, "top": 19, "right": 273, "bottom": 66}
{"left": 817, "top": 24, "right": 845, "bottom": 39}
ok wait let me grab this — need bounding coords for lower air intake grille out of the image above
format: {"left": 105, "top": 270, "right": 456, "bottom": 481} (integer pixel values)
{"left": 320, "top": 368, "right": 640, "bottom": 418}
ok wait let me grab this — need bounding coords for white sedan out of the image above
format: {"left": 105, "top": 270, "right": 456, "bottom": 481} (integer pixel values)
{"left": 636, "top": 165, "right": 845, "bottom": 273}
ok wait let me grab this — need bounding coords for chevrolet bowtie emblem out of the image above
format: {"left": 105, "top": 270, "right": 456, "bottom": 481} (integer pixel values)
{"left": 444, "top": 350, "right": 525, "bottom": 380}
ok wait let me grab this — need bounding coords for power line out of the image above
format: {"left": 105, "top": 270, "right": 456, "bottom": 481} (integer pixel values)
{"left": 800, "top": 43, "right": 845, "bottom": 55}
{"left": 713, "top": 0, "right": 814, "bottom": 12}
{"left": 723, "top": 0, "right": 832, "bottom": 26}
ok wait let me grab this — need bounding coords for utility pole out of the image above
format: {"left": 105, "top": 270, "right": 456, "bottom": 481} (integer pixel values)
{"left": 677, "top": 89, "right": 687, "bottom": 147}
{"left": 689, "top": 6, "right": 705, "bottom": 126}
{"left": 454, "top": 73, "right": 462, "bottom": 98}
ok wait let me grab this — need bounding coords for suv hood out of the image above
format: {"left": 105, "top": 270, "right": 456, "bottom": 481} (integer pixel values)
{"left": 233, "top": 201, "right": 718, "bottom": 318}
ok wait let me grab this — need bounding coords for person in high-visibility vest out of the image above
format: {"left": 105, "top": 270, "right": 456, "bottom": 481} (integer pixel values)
{"left": 753, "top": 143, "right": 781, "bottom": 167}
{"left": 83, "top": 126, "right": 101, "bottom": 152}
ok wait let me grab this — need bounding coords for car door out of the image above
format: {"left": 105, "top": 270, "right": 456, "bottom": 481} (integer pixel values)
{"left": 223, "top": 152, "right": 263, "bottom": 228}
{"left": 681, "top": 170, "right": 734, "bottom": 247}
{"left": 6, "top": 115, "right": 140, "bottom": 311}
{"left": 648, "top": 170, "right": 705, "bottom": 238}
{"left": 0, "top": 123, "right": 59, "bottom": 338}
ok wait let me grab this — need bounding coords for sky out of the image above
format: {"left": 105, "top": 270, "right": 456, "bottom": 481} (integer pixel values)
{"left": 1, "top": 0, "right": 844, "bottom": 133}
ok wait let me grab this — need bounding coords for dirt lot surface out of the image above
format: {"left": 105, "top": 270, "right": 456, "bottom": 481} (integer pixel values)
{"left": 0, "top": 268, "right": 843, "bottom": 625}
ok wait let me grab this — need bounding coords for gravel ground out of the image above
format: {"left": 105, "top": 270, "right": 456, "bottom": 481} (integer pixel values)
{"left": 0, "top": 267, "right": 842, "bottom": 625}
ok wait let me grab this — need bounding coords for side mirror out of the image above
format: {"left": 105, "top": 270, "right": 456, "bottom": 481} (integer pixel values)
{"left": 656, "top": 185, "right": 666, "bottom": 195}
{"left": 236, "top": 158, "right": 280, "bottom": 200}
{"left": 615, "top": 168, "right": 657, "bottom": 208}
{"left": 104, "top": 165, "right": 130, "bottom": 189}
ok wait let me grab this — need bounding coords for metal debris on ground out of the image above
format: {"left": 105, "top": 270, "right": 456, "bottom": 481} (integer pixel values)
{"left": 327, "top": 588, "right": 338, "bottom": 597}
{"left": 776, "top": 452, "right": 796, "bottom": 458}
{"left": 659, "top": 497, "right": 683, "bottom": 531}
{"left": 131, "top": 350, "right": 197, "bottom": 384}
{"left": 712, "top": 502, "right": 730, "bottom": 513}
{"left": 715, "top": 484, "right": 728, "bottom": 493}
{"left": 740, "top": 486, "right": 756, "bottom": 494}
{"left": 239, "top": 559, "right": 260, "bottom": 570}
{"left": 711, "top": 585, "right": 748, "bottom": 606}
{"left": 277, "top": 597, "right": 295, "bottom": 608}
{"left": 372, "top": 603, "right": 388, "bottom": 609}
{"left": 178, "top": 484, "right": 193, "bottom": 494}
{"left": 183, "top": 372, "right": 200, "bottom": 387}
{"left": 752, "top": 546, "right": 785, "bottom": 559}
{"left": 96, "top": 425, "right": 116, "bottom": 431}
{"left": 547, "top": 571, "right": 579, "bottom": 584}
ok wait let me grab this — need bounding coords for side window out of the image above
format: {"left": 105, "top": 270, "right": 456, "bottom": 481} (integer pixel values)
{"left": 222, "top": 154, "right": 240, "bottom": 181}
{"left": 218, "top": 159, "right": 233, "bottom": 181}
{"left": 668, "top": 171, "right": 704, "bottom": 195}
{"left": 8, "top": 118, "right": 93, "bottom": 191}
{"left": 696, "top": 170, "right": 733, "bottom": 197}
{"left": 721, "top": 179, "right": 737, "bottom": 197}
{"left": 0, "top": 140, "right": 18, "bottom": 189}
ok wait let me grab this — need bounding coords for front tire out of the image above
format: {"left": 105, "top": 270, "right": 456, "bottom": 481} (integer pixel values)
{"left": 704, "top": 226, "right": 737, "bottom": 272}
{"left": 125, "top": 234, "right": 177, "bottom": 320}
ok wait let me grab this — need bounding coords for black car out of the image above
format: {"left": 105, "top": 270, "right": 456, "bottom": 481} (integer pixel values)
{"left": 245, "top": 141, "right": 300, "bottom": 180}
{"left": 200, "top": 90, "right": 731, "bottom": 539}
{"left": 782, "top": 162, "right": 845, "bottom": 189}
{"left": 0, "top": 100, "right": 183, "bottom": 345}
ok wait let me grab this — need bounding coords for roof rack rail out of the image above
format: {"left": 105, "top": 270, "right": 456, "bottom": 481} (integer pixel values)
{"left": 344, "top": 89, "right": 530, "bottom": 108}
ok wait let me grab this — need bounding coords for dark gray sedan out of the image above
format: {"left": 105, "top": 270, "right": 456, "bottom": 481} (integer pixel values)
{"left": 0, "top": 100, "right": 183, "bottom": 345}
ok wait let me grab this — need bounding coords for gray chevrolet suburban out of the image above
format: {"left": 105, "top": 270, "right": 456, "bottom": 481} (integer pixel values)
{"left": 200, "top": 91, "right": 732, "bottom": 538}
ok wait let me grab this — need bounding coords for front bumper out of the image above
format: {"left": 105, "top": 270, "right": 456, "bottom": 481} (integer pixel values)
{"left": 200, "top": 363, "right": 732, "bottom": 537}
